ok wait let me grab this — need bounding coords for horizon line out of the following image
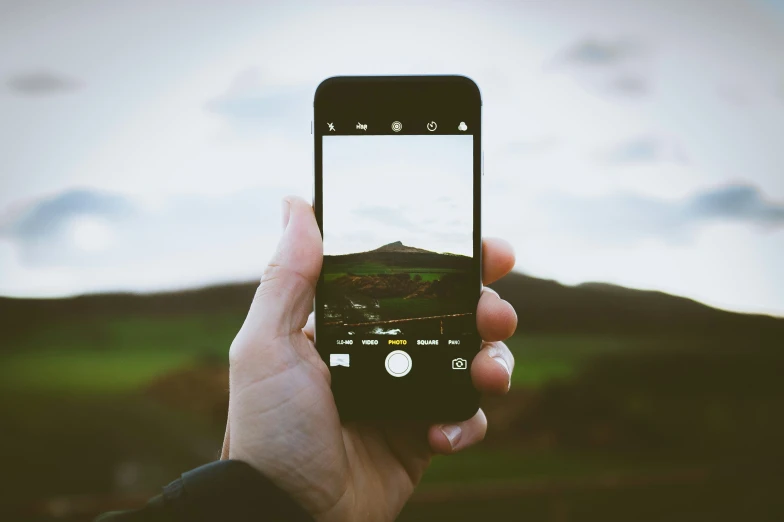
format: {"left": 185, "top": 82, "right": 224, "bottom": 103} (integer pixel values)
{"left": 0, "top": 271, "right": 781, "bottom": 320}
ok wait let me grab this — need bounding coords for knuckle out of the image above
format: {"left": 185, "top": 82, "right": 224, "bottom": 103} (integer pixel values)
{"left": 255, "top": 263, "right": 314, "bottom": 311}
{"left": 260, "top": 262, "right": 313, "bottom": 291}
{"left": 260, "top": 262, "right": 283, "bottom": 286}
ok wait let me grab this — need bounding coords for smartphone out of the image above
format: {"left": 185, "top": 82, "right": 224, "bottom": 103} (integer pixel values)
{"left": 313, "top": 76, "right": 482, "bottom": 421}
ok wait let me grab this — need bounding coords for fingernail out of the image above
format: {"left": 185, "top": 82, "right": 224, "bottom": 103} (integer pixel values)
{"left": 440, "top": 424, "right": 462, "bottom": 449}
{"left": 282, "top": 199, "right": 291, "bottom": 230}
{"left": 482, "top": 286, "right": 499, "bottom": 298}
{"left": 492, "top": 356, "right": 511, "bottom": 391}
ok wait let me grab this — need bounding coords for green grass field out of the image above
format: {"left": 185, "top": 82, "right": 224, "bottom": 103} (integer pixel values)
{"left": 2, "top": 307, "right": 783, "bottom": 520}
{"left": 0, "top": 313, "right": 238, "bottom": 392}
{"left": 323, "top": 258, "right": 463, "bottom": 279}
{"left": 0, "top": 328, "right": 628, "bottom": 393}
{"left": 0, "top": 349, "right": 198, "bottom": 393}
{"left": 506, "top": 334, "right": 662, "bottom": 387}
{"left": 324, "top": 265, "right": 461, "bottom": 283}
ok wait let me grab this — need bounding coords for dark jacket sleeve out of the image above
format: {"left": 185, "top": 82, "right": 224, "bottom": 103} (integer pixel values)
{"left": 95, "top": 460, "right": 314, "bottom": 522}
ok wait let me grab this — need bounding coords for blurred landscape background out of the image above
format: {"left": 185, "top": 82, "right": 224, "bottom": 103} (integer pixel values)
{"left": 1, "top": 1, "right": 783, "bottom": 520}
{"left": 2, "top": 277, "right": 783, "bottom": 520}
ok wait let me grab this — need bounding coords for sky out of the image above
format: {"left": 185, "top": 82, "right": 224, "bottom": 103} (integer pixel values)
{"left": 322, "top": 135, "right": 473, "bottom": 256}
{"left": 0, "top": 0, "right": 783, "bottom": 316}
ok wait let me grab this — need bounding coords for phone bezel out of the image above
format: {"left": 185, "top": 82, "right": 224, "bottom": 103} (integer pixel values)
{"left": 313, "top": 75, "right": 482, "bottom": 421}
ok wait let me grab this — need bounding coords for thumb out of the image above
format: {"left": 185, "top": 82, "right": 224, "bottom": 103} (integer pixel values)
{"left": 237, "top": 196, "right": 323, "bottom": 347}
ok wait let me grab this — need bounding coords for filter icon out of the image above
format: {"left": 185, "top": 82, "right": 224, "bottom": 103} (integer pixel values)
{"left": 458, "top": 122, "right": 468, "bottom": 131}
{"left": 391, "top": 121, "right": 403, "bottom": 132}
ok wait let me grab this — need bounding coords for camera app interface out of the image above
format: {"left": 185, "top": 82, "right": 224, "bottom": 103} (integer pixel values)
{"left": 321, "top": 131, "right": 476, "bottom": 379}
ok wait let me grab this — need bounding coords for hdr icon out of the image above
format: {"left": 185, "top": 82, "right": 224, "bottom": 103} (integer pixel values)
{"left": 356, "top": 122, "right": 367, "bottom": 131}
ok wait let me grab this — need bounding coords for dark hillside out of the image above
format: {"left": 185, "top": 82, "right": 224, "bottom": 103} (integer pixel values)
{"left": 492, "top": 272, "right": 784, "bottom": 338}
{"left": 369, "top": 241, "right": 435, "bottom": 254}
{"left": 2, "top": 272, "right": 782, "bottom": 346}
{"left": 0, "top": 284, "right": 257, "bottom": 345}
{"left": 325, "top": 246, "right": 471, "bottom": 271}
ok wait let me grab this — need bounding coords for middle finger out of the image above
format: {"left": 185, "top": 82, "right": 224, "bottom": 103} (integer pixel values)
{"left": 477, "top": 287, "right": 517, "bottom": 342}
{"left": 471, "top": 340, "right": 515, "bottom": 395}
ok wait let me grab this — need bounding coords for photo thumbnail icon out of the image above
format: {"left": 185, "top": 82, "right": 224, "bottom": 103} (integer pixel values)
{"left": 330, "top": 354, "right": 351, "bottom": 367}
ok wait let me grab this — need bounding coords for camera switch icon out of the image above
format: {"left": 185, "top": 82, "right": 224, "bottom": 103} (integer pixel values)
{"left": 452, "top": 357, "right": 467, "bottom": 370}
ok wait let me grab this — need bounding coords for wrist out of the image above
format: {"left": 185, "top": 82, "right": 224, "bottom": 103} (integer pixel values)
{"left": 170, "top": 460, "right": 314, "bottom": 521}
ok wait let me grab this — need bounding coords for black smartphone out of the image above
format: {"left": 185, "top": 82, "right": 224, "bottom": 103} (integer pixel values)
{"left": 313, "top": 76, "right": 482, "bottom": 421}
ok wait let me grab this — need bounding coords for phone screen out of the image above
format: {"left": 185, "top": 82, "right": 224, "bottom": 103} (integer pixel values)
{"left": 314, "top": 77, "right": 481, "bottom": 420}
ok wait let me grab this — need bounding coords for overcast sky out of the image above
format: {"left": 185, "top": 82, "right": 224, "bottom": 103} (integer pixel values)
{"left": 323, "top": 135, "right": 473, "bottom": 256}
{"left": 0, "top": 0, "right": 783, "bottom": 316}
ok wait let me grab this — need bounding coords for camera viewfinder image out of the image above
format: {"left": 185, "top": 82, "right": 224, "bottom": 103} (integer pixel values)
{"left": 321, "top": 135, "right": 474, "bottom": 338}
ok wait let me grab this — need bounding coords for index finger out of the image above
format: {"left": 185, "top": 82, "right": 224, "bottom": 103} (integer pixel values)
{"left": 483, "top": 238, "right": 515, "bottom": 285}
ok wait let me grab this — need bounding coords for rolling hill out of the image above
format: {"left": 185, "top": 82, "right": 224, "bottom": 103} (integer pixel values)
{"left": 324, "top": 241, "right": 472, "bottom": 271}
{"left": 369, "top": 241, "right": 435, "bottom": 254}
{"left": 492, "top": 272, "right": 784, "bottom": 338}
{"left": 1, "top": 271, "right": 782, "bottom": 346}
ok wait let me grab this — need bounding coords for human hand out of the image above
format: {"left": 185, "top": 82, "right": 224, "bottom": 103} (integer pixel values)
{"left": 222, "top": 196, "right": 517, "bottom": 522}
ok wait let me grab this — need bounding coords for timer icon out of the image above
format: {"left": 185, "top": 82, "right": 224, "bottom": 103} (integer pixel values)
{"left": 426, "top": 121, "right": 437, "bottom": 132}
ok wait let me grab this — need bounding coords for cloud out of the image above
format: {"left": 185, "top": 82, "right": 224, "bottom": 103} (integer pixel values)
{"left": 546, "top": 183, "right": 784, "bottom": 245}
{"left": 608, "top": 74, "right": 649, "bottom": 95}
{"left": 6, "top": 71, "right": 80, "bottom": 95}
{"left": 205, "top": 68, "right": 309, "bottom": 125}
{"left": 559, "top": 38, "right": 643, "bottom": 66}
{"left": 551, "top": 38, "right": 650, "bottom": 98}
{"left": 688, "top": 185, "right": 784, "bottom": 224}
{"left": 605, "top": 136, "right": 689, "bottom": 165}
{"left": 1, "top": 189, "right": 134, "bottom": 241}
{"left": 0, "top": 187, "right": 288, "bottom": 275}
